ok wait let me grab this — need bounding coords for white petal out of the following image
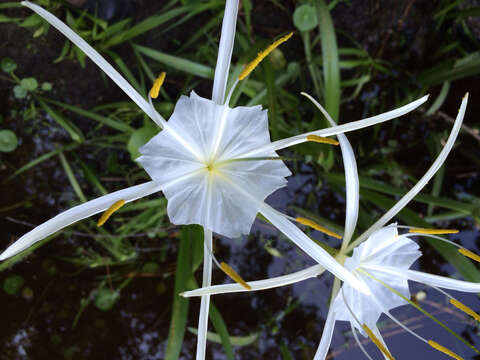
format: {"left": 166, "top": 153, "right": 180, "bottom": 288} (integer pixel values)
{"left": 182, "top": 264, "right": 325, "bottom": 297}
{"left": 196, "top": 228, "right": 213, "bottom": 360}
{"left": 21, "top": 1, "right": 164, "bottom": 127}
{"left": 314, "top": 306, "right": 336, "bottom": 360}
{"left": 349, "top": 226, "right": 421, "bottom": 270}
{"left": 240, "top": 95, "right": 429, "bottom": 157}
{"left": 138, "top": 93, "right": 290, "bottom": 237}
{"left": 0, "top": 181, "right": 162, "bottom": 260}
{"left": 259, "top": 204, "right": 371, "bottom": 295}
{"left": 212, "top": 0, "right": 239, "bottom": 104}
{"left": 368, "top": 265, "right": 480, "bottom": 293}
{"left": 352, "top": 94, "right": 469, "bottom": 248}
{"left": 302, "top": 93, "right": 359, "bottom": 245}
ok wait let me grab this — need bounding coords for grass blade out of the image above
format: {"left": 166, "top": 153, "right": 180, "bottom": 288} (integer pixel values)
{"left": 316, "top": 0, "right": 341, "bottom": 121}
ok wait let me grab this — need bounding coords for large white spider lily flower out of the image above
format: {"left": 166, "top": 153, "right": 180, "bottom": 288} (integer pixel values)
{"left": 2, "top": 1, "right": 428, "bottom": 294}
{"left": 184, "top": 95, "right": 476, "bottom": 359}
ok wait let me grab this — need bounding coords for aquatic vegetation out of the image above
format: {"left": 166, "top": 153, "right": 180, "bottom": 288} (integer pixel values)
{"left": 2, "top": 0, "right": 479, "bottom": 359}
{"left": 184, "top": 94, "right": 480, "bottom": 359}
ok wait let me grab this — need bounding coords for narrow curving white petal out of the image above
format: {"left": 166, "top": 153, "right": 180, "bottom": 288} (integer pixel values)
{"left": 351, "top": 93, "right": 469, "bottom": 250}
{"left": 367, "top": 265, "right": 480, "bottom": 292}
{"left": 196, "top": 229, "right": 213, "bottom": 360}
{"left": 302, "top": 93, "right": 359, "bottom": 246}
{"left": 21, "top": 1, "right": 164, "bottom": 127}
{"left": 211, "top": 0, "right": 239, "bottom": 104}
{"left": 259, "top": 203, "right": 371, "bottom": 295}
{"left": 406, "top": 269, "right": 480, "bottom": 292}
{"left": 240, "top": 95, "right": 429, "bottom": 157}
{"left": 0, "top": 181, "right": 162, "bottom": 260}
{"left": 314, "top": 306, "right": 336, "bottom": 360}
{"left": 182, "top": 264, "right": 325, "bottom": 297}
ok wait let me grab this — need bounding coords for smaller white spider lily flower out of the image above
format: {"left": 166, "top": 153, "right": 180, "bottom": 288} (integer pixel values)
{"left": 184, "top": 94, "right": 476, "bottom": 359}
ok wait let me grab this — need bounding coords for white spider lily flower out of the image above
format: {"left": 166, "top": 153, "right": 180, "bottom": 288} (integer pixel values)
{"left": 1, "top": 1, "right": 430, "bottom": 294}
{"left": 4, "top": 3, "right": 435, "bottom": 356}
{"left": 184, "top": 95, "right": 477, "bottom": 359}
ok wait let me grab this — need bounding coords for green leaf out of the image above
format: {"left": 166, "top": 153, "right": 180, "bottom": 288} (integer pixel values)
{"left": 58, "top": 152, "right": 86, "bottom": 203}
{"left": 187, "top": 276, "right": 235, "bottom": 360}
{"left": 37, "top": 99, "right": 85, "bottom": 143}
{"left": 165, "top": 226, "right": 195, "bottom": 360}
{"left": 13, "top": 85, "right": 27, "bottom": 99}
{"left": 188, "top": 327, "right": 259, "bottom": 346}
{"left": 3, "top": 275, "right": 24, "bottom": 295}
{"left": 41, "top": 82, "right": 52, "bottom": 91}
{"left": 94, "top": 288, "right": 120, "bottom": 311}
{"left": 0, "top": 130, "right": 18, "bottom": 152}
{"left": 133, "top": 44, "right": 214, "bottom": 79}
{"left": 127, "top": 126, "right": 158, "bottom": 160}
{"left": 20, "top": 77, "right": 38, "bottom": 91}
{"left": 1, "top": 57, "right": 17, "bottom": 72}
{"left": 41, "top": 97, "right": 134, "bottom": 133}
{"left": 293, "top": 5, "right": 318, "bottom": 32}
{"left": 316, "top": 0, "right": 341, "bottom": 121}
{"left": 7, "top": 143, "right": 79, "bottom": 181}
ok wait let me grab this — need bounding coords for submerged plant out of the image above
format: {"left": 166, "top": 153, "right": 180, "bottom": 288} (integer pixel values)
{"left": 184, "top": 94, "right": 480, "bottom": 359}
{"left": 3, "top": 0, "right": 430, "bottom": 358}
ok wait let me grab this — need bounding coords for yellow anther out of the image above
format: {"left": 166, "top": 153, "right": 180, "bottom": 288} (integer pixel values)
{"left": 296, "top": 217, "right": 342, "bottom": 239}
{"left": 428, "top": 340, "right": 464, "bottom": 360}
{"left": 449, "top": 299, "right": 480, "bottom": 322}
{"left": 149, "top": 72, "right": 166, "bottom": 99}
{"left": 220, "top": 262, "right": 252, "bottom": 290}
{"left": 238, "top": 32, "right": 293, "bottom": 80}
{"left": 458, "top": 248, "right": 480, "bottom": 263}
{"left": 362, "top": 324, "right": 395, "bottom": 360}
{"left": 97, "top": 200, "right": 126, "bottom": 227}
{"left": 408, "top": 228, "right": 459, "bottom": 235}
{"left": 306, "top": 135, "right": 340, "bottom": 145}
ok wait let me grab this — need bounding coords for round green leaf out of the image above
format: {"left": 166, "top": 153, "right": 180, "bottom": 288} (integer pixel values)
{"left": 1, "top": 58, "right": 17, "bottom": 73}
{"left": 293, "top": 5, "right": 318, "bottom": 32}
{"left": 13, "top": 85, "right": 27, "bottom": 99}
{"left": 0, "top": 130, "right": 18, "bottom": 152}
{"left": 41, "top": 82, "right": 52, "bottom": 91}
{"left": 127, "top": 126, "right": 157, "bottom": 160}
{"left": 95, "top": 288, "right": 120, "bottom": 311}
{"left": 3, "top": 275, "right": 24, "bottom": 295}
{"left": 20, "top": 77, "right": 38, "bottom": 91}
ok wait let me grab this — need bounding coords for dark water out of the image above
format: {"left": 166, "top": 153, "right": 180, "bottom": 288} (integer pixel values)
{"left": 1, "top": 0, "right": 480, "bottom": 359}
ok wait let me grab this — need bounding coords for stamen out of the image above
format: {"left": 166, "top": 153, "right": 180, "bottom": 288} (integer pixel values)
{"left": 450, "top": 299, "right": 480, "bottom": 322}
{"left": 295, "top": 217, "right": 342, "bottom": 239}
{"left": 306, "top": 135, "right": 340, "bottom": 145}
{"left": 408, "top": 228, "right": 458, "bottom": 235}
{"left": 220, "top": 262, "right": 252, "bottom": 290}
{"left": 428, "top": 340, "right": 464, "bottom": 360}
{"left": 362, "top": 324, "right": 396, "bottom": 360}
{"left": 459, "top": 248, "right": 480, "bottom": 263}
{"left": 97, "top": 200, "right": 126, "bottom": 226}
{"left": 238, "top": 32, "right": 293, "bottom": 80}
{"left": 149, "top": 72, "right": 166, "bottom": 99}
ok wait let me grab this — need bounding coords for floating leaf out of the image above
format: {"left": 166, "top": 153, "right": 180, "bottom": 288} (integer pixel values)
{"left": 13, "top": 85, "right": 27, "bottom": 99}
{"left": 3, "top": 274, "right": 24, "bottom": 295}
{"left": 293, "top": 5, "right": 318, "bottom": 32}
{"left": 20, "top": 77, "right": 38, "bottom": 91}
{"left": 1, "top": 57, "right": 17, "bottom": 72}
{"left": 0, "top": 129, "right": 18, "bottom": 152}
{"left": 41, "top": 82, "right": 52, "bottom": 91}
